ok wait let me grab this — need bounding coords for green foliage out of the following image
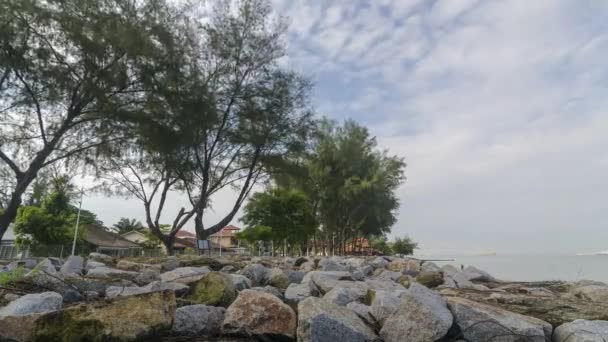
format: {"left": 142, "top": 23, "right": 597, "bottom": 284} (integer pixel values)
{"left": 392, "top": 236, "right": 418, "bottom": 255}
{"left": 370, "top": 236, "right": 393, "bottom": 255}
{"left": 241, "top": 188, "right": 317, "bottom": 247}
{"left": 112, "top": 218, "right": 144, "bottom": 235}
{"left": 0, "top": 266, "right": 24, "bottom": 286}
{"left": 235, "top": 225, "right": 274, "bottom": 245}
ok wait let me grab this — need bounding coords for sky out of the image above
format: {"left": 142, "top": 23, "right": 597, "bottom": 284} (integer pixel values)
{"left": 85, "top": 0, "right": 608, "bottom": 256}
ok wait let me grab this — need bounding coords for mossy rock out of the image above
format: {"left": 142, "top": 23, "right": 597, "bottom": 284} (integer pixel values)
{"left": 187, "top": 271, "right": 236, "bottom": 307}
{"left": 268, "top": 269, "right": 290, "bottom": 289}
{"left": 364, "top": 289, "right": 376, "bottom": 305}
{"left": 31, "top": 290, "right": 175, "bottom": 342}
{"left": 397, "top": 275, "right": 412, "bottom": 288}
{"left": 294, "top": 257, "right": 309, "bottom": 267}
{"left": 415, "top": 271, "right": 444, "bottom": 288}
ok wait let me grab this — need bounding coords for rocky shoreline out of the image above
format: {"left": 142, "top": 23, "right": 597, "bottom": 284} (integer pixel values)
{"left": 0, "top": 254, "right": 607, "bottom": 341}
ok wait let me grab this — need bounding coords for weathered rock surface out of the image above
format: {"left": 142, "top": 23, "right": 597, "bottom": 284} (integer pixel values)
{"left": 60, "top": 255, "right": 84, "bottom": 276}
{"left": 173, "top": 304, "right": 225, "bottom": 337}
{"left": 369, "top": 290, "right": 405, "bottom": 325}
{"left": 227, "top": 273, "right": 252, "bottom": 290}
{"left": 553, "top": 319, "right": 608, "bottom": 342}
{"left": 86, "top": 266, "right": 138, "bottom": 282}
{"left": 88, "top": 252, "right": 114, "bottom": 263}
{"left": 447, "top": 296, "right": 552, "bottom": 342}
{"left": 416, "top": 270, "right": 444, "bottom": 288}
{"left": 160, "top": 266, "right": 210, "bottom": 284}
{"left": 187, "top": 271, "right": 236, "bottom": 307}
{"left": 572, "top": 285, "right": 608, "bottom": 302}
{"left": 240, "top": 263, "right": 270, "bottom": 286}
{"left": 380, "top": 283, "right": 453, "bottom": 342}
{"left": 323, "top": 286, "right": 367, "bottom": 306}
{"left": 285, "top": 281, "right": 319, "bottom": 306}
{"left": 31, "top": 290, "right": 176, "bottom": 341}
{"left": 223, "top": 289, "right": 296, "bottom": 340}
{"left": 297, "top": 297, "right": 380, "bottom": 342}
{"left": 347, "top": 301, "right": 374, "bottom": 324}
{"left": 0, "top": 292, "right": 62, "bottom": 317}
{"left": 250, "top": 285, "right": 284, "bottom": 299}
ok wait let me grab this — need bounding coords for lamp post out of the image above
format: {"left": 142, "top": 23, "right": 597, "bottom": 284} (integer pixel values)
{"left": 219, "top": 228, "right": 222, "bottom": 257}
{"left": 70, "top": 187, "right": 84, "bottom": 256}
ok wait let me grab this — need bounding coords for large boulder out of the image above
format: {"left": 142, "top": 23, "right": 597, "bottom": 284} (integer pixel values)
{"left": 88, "top": 252, "right": 114, "bottom": 264}
{"left": 268, "top": 268, "right": 290, "bottom": 289}
{"left": 421, "top": 261, "right": 440, "bottom": 272}
{"left": 447, "top": 297, "right": 552, "bottom": 342}
{"left": 461, "top": 265, "right": 496, "bottom": 282}
{"left": 227, "top": 273, "right": 252, "bottom": 291}
{"left": 416, "top": 271, "right": 444, "bottom": 288}
{"left": 285, "top": 270, "right": 305, "bottom": 284}
{"left": 134, "top": 268, "right": 161, "bottom": 286}
{"left": 60, "top": 256, "right": 84, "bottom": 276}
{"left": 297, "top": 297, "right": 380, "bottom": 342}
{"left": 304, "top": 271, "right": 365, "bottom": 294}
{"left": 0, "top": 292, "right": 62, "bottom": 317}
{"left": 31, "top": 290, "right": 176, "bottom": 341}
{"left": 187, "top": 271, "right": 236, "bottom": 307}
{"left": 386, "top": 258, "right": 420, "bottom": 273}
{"left": 553, "top": 319, "right": 608, "bottom": 342}
{"left": 0, "top": 313, "right": 43, "bottom": 342}
{"left": 370, "top": 257, "right": 389, "bottom": 269}
{"left": 250, "top": 286, "right": 284, "bottom": 300}
{"left": 86, "top": 266, "right": 138, "bottom": 282}
{"left": 572, "top": 285, "right": 608, "bottom": 302}
{"left": 369, "top": 290, "right": 406, "bottom": 326}
{"left": 364, "top": 278, "right": 408, "bottom": 292}
{"left": 240, "top": 263, "right": 270, "bottom": 286}
{"left": 223, "top": 289, "right": 296, "bottom": 340}
{"left": 173, "top": 304, "right": 225, "bottom": 337}
{"left": 318, "top": 258, "right": 348, "bottom": 271}
{"left": 116, "top": 260, "right": 161, "bottom": 272}
{"left": 380, "top": 283, "right": 453, "bottom": 341}
{"left": 105, "top": 285, "right": 150, "bottom": 299}
{"left": 160, "top": 266, "right": 210, "bottom": 284}
{"left": 323, "top": 287, "right": 368, "bottom": 306}
{"left": 285, "top": 281, "right": 320, "bottom": 307}
{"left": 347, "top": 302, "right": 374, "bottom": 324}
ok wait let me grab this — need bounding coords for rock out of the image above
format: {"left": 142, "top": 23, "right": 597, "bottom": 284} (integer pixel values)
{"left": 106, "top": 285, "right": 150, "bottom": 299}
{"left": 31, "top": 290, "right": 176, "bottom": 341}
{"left": 134, "top": 267, "right": 161, "bottom": 286}
{"left": 577, "top": 280, "right": 608, "bottom": 287}
{"left": 286, "top": 270, "right": 305, "bottom": 284}
{"left": 416, "top": 271, "right": 444, "bottom": 288}
{"left": 7, "top": 259, "right": 38, "bottom": 271}
{"left": 359, "top": 265, "right": 374, "bottom": 276}
{"left": 161, "top": 256, "right": 180, "bottom": 272}
{"left": 318, "top": 258, "right": 348, "bottom": 271}
{"left": 240, "top": 263, "right": 270, "bottom": 286}
{"left": 88, "top": 252, "right": 114, "bottom": 264}
{"left": 396, "top": 275, "right": 412, "bottom": 288}
{"left": 351, "top": 269, "right": 365, "bottom": 281}
{"left": 117, "top": 260, "right": 161, "bottom": 272}
{"left": 374, "top": 270, "right": 402, "bottom": 282}
{"left": 421, "top": 261, "right": 440, "bottom": 272}
{"left": 386, "top": 258, "right": 420, "bottom": 273}
{"left": 369, "top": 290, "right": 406, "bottom": 325}
{"left": 344, "top": 257, "right": 367, "bottom": 269}
{"left": 380, "top": 283, "right": 453, "bottom": 342}
{"left": 323, "top": 287, "right": 368, "bottom": 306}
{"left": 173, "top": 304, "right": 225, "bottom": 337}
{"left": 449, "top": 272, "right": 477, "bottom": 289}
{"left": 61, "top": 290, "right": 83, "bottom": 304}
{"left": 0, "top": 313, "right": 44, "bottom": 342}
{"left": 553, "top": 319, "right": 608, "bottom": 342}
{"left": 347, "top": 302, "right": 374, "bottom": 324}
{"left": 300, "top": 260, "right": 315, "bottom": 272}
{"left": 220, "top": 265, "right": 236, "bottom": 273}
{"left": 268, "top": 268, "right": 290, "bottom": 289}
{"left": 0, "top": 292, "right": 62, "bottom": 317}
{"left": 573, "top": 285, "right": 608, "bottom": 302}
{"left": 145, "top": 280, "right": 189, "bottom": 295}
{"left": 223, "top": 289, "right": 296, "bottom": 340}
{"left": 285, "top": 281, "right": 320, "bottom": 306}
{"left": 60, "top": 256, "right": 84, "bottom": 276}
{"left": 4, "top": 293, "right": 20, "bottom": 302}
{"left": 364, "top": 278, "right": 407, "bottom": 292}
{"left": 305, "top": 271, "right": 366, "bottom": 294}
{"left": 85, "top": 260, "right": 106, "bottom": 270}
{"left": 86, "top": 266, "right": 138, "bottom": 282}
{"left": 187, "top": 271, "right": 236, "bottom": 307}
{"left": 297, "top": 297, "right": 380, "bottom": 342}
{"left": 447, "top": 296, "right": 552, "bottom": 342}
{"left": 178, "top": 255, "right": 223, "bottom": 270}
{"left": 250, "top": 286, "right": 284, "bottom": 299}
{"left": 294, "top": 257, "right": 309, "bottom": 267}
{"left": 160, "top": 266, "right": 210, "bottom": 284}
{"left": 227, "top": 273, "right": 252, "bottom": 291}
{"left": 441, "top": 264, "right": 459, "bottom": 276}
{"left": 462, "top": 265, "right": 496, "bottom": 282}
{"left": 370, "top": 257, "right": 389, "bottom": 269}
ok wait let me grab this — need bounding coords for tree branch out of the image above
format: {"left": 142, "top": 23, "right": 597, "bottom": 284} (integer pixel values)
{"left": 0, "top": 148, "right": 23, "bottom": 178}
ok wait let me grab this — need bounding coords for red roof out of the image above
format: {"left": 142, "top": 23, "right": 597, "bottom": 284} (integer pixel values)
{"left": 209, "top": 225, "right": 240, "bottom": 238}
{"left": 176, "top": 230, "right": 196, "bottom": 239}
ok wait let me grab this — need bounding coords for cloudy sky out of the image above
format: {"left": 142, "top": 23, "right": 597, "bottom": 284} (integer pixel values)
{"left": 87, "top": 0, "right": 608, "bottom": 256}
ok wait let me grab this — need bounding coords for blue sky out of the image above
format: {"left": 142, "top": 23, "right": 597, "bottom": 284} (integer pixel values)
{"left": 87, "top": 0, "right": 608, "bottom": 255}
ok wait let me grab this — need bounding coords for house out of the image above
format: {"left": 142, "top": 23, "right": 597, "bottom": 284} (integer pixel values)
{"left": 209, "top": 225, "right": 241, "bottom": 248}
{"left": 121, "top": 230, "right": 149, "bottom": 245}
{"left": 121, "top": 229, "right": 197, "bottom": 255}
{"left": 83, "top": 224, "right": 142, "bottom": 257}
{"left": 0, "top": 225, "right": 29, "bottom": 259}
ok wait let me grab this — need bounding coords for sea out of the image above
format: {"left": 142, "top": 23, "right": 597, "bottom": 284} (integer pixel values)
{"left": 424, "top": 254, "right": 608, "bottom": 283}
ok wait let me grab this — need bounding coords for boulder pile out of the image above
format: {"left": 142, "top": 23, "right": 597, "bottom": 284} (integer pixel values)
{"left": 0, "top": 254, "right": 606, "bottom": 341}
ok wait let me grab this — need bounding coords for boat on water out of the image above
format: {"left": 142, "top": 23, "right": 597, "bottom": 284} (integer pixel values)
{"left": 576, "top": 250, "right": 608, "bottom": 256}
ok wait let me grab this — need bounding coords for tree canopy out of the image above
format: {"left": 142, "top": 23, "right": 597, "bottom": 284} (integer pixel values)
{"left": 112, "top": 218, "right": 144, "bottom": 235}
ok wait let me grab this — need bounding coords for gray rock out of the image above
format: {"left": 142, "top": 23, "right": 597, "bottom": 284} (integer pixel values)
{"left": 447, "top": 296, "right": 552, "bottom": 342}
{"left": 462, "top": 265, "right": 496, "bottom": 282}
{"left": 380, "top": 283, "right": 453, "bottom": 341}
{"left": 160, "top": 266, "right": 210, "bottom": 284}
{"left": 300, "top": 260, "right": 315, "bottom": 272}
{"left": 305, "top": 271, "right": 365, "bottom": 294}
{"left": 572, "top": 285, "right": 608, "bottom": 302}
{"left": 441, "top": 264, "right": 459, "bottom": 276}
{"left": 61, "top": 289, "right": 84, "bottom": 304}
{"left": 359, "top": 265, "right": 374, "bottom": 276}
{"left": 318, "top": 258, "right": 348, "bottom": 271}
{"left": 344, "top": 257, "right": 367, "bottom": 269}
{"left": 220, "top": 265, "right": 236, "bottom": 273}
{"left": 576, "top": 280, "right": 608, "bottom": 287}
{"left": 161, "top": 257, "right": 180, "bottom": 272}
{"left": 323, "top": 287, "right": 368, "bottom": 306}
{"left": 3, "top": 294, "right": 20, "bottom": 302}
{"left": 145, "top": 281, "right": 189, "bottom": 295}
{"left": 297, "top": 297, "right": 380, "bottom": 342}
{"left": 250, "top": 286, "right": 284, "bottom": 299}
{"left": 285, "top": 281, "right": 320, "bottom": 306}
{"left": 60, "top": 255, "right": 84, "bottom": 276}
{"left": 240, "top": 263, "right": 270, "bottom": 286}
{"left": 421, "top": 261, "right": 440, "bottom": 272}
{"left": 370, "top": 257, "right": 389, "bottom": 269}
{"left": 286, "top": 270, "right": 305, "bottom": 284}
{"left": 369, "top": 290, "right": 406, "bottom": 326}
{"left": 0, "top": 292, "right": 62, "bottom": 317}
{"left": 351, "top": 269, "right": 365, "bottom": 281}
{"left": 374, "top": 270, "right": 402, "bottom": 282}
{"left": 7, "top": 259, "right": 37, "bottom": 271}
{"left": 88, "top": 252, "right": 113, "bottom": 263}
{"left": 86, "top": 266, "right": 138, "bottom": 282}
{"left": 105, "top": 285, "right": 150, "bottom": 299}
{"left": 347, "top": 302, "right": 374, "bottom": 324}
{"left": 364, "top": 278, "right": 407, "bottom": 292}
{"left": 85, "top": 260, "right": 106, "bottom": 270}
{"left": 173, "top": 304, "right": 225, "bottom": 337}
{"left": 227, "top": 273, "right": 252, "bottom": 291}
{"left": 553, "top": 319, "right": 608, "bottom": 342}
{"left": 134, "top": 268, "right": 161, "bottom": 286}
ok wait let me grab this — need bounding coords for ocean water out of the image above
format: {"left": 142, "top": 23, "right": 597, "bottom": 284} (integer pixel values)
{"left": 428, "top": 255, "right": 608, "bottom": 283}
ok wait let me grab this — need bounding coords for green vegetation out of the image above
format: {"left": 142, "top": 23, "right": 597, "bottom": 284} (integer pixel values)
{"left": 392, "top": 236, "right": 418, "bottom": 255}
{"left": 111, "top": 218, "right": 144, "bottom": 235}
{"left": 0, "top": 266, "right": 24, "bottom": 286}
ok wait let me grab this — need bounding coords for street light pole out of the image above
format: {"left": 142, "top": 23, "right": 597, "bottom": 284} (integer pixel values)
{"left": 70, "top": 187, "right": 84, "bottom": 256}
{"left": 219, "top": 228, "right": 223, "bottom": 257}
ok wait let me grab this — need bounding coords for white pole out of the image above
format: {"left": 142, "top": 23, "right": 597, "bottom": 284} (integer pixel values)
{"left": 71, "top": 187, "right": 84, "bottom": 256}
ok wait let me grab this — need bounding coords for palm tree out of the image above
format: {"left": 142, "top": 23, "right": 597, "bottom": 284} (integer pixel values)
{"left": 112, "top": 218, "right": 144, "bottom": 235}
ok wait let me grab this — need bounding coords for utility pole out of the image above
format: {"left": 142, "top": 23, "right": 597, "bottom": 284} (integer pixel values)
{"left": 219, "top": 228, "right": 222, "bottom": 257}
{"left": 70, "top": 187, "right": 84, "bottom": 256}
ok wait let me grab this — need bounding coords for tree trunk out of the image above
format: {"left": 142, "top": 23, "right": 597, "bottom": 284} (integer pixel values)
{"left": 162, "top": 236, "right": 176, "bottom": 256}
